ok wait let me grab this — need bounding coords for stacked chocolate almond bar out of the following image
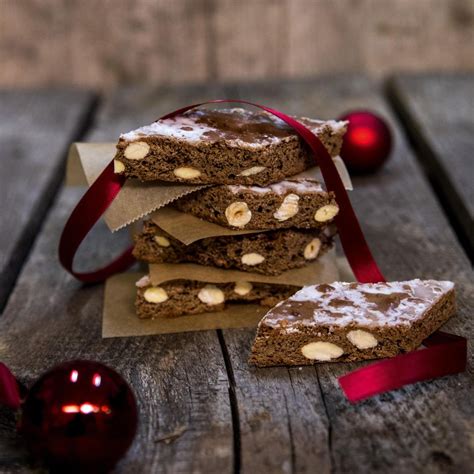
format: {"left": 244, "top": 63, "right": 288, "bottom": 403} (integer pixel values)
{"left": 113, "top": 108, "right": 348, "bottom": 319}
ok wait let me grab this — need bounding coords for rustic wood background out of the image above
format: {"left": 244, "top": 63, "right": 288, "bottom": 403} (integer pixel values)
{"left": 1, "top": 0, "right": 473, "bottom": 90}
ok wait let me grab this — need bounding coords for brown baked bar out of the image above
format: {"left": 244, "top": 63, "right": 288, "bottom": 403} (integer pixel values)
{"left": 135, "top": 275, "right": 297, "bottom": 319}
{"left": 113, "top": 108, "right": 347, "bottom": 186}
{"left": 174, "top": 178, "right": 338, "bottom": 230}
{"left": 133, "top": 220, "right": 334, "bottom": 276}
{"left": 250, "top": 279, "right": 456, "bottom": 367}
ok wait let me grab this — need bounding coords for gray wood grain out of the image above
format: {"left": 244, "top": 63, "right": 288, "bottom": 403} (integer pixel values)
{"left": 388, "top": 74, "right": 474, "bottom": 256}
{"left": 0, "top": 90, "right": 95, "bottom": 313}
{"left": 219, "top": 77, "right": 474, "bottom": 473}
{"left": 0, "top": 85, "right": 236, "bottom": 473}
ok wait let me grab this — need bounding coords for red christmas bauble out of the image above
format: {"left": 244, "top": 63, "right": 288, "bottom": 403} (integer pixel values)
{"left": 339, "top": 110, "right": 392, "bottom": 174}
{"left": 19, "top": 360, "right": 137, "bottom": 472}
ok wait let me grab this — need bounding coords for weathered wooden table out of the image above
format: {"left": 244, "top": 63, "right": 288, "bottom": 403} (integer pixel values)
{"left": 0, "top": 74, "right": 472, "bottom": 473}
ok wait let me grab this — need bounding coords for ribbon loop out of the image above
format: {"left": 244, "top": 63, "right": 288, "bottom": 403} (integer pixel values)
{"left": 58, "top": 161, "right": 135, "bottom": 283}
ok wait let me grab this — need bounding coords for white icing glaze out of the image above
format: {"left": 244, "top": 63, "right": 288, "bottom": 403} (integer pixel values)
{"left": 121, "top": 116, "right": 210, "bottom": 142}
{"left": 263, "top": 279, "right": 454, "bottom": 330}
{"left": 120, "top": 108, "right": 346, "bottom": 150}
{"left": 227, "top": 179, "right": 324, "bottom": 195}
{"left": 299, "top": 117, "right": 348, "bottom": 134}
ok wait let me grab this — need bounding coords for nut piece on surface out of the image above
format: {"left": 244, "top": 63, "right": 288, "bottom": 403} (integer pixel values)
{"left": 143, "top": 287, "right": 169, "bottom": 303}
{"left": 135, "top": 275, "right": 151, "bottom": 288}
{"left": 314, "top": 204, "right": 339, "bottom": 222}
{"left": 238, "top": 166, "right": 266, "bottom": 177}
{"left": 173, "top": 167, "right": 202, "bottom": 179}
{"left": 273, "top": 193, "right": 300, "bottom": 221}
{"left": 124, "top": 141, "right": 150, "bottom": 160}
{"left": 225, "top": 202, "right": 252, "bottom": 227}
{"left": 113, "top": 160, "right": 125, "bottom": 173}
{"left": 347, "top": 330, "right": 378, "bottom": 349}
{"left": 198, "top": 285, "right": 225, "bottom": 305}
{"left": 304, "top": 238, "right": 322, "bottom": 260}
{"left": 154, "top": 235, "right": 171, "bottom": 247}
{"left": 241, "top": 253, "right": 265, "bottom": 266}
{"left": 301, "top": 341, "right": 344, "bottom": 361}
{"left": 234, "top": 281, "right": 253, "bottom": 296}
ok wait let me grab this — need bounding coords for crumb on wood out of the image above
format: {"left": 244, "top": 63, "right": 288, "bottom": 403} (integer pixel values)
{"left": 154, "top": 425, "right": 187, "bottom": 444}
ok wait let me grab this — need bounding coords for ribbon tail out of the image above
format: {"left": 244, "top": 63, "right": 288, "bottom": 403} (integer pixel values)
{"left": 338, "top": 331, "right": 467, "bottom": 403}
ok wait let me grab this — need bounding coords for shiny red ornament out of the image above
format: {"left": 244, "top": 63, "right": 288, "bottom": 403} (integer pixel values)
{"left": 339, "top": 110, "right": 392, "bottom": 174}
{"left": 19, "top": 360, "right": 137, "bottom": 472}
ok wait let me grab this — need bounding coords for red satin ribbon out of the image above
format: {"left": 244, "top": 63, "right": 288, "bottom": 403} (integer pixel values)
{"left": 339, "top": 332, "right": 467, "bottom": 403}
{"left": 57, "top": 99, "right": 466, "bottom": 403}
{"left": 0, "top": 363, "right": 20, "bottom": 409}
{"left": 59, "top": 161, "right": 135, "bottom": 283}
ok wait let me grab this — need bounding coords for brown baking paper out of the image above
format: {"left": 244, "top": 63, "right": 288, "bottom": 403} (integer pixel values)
{"left": 102, "top": 254, "right": 354, "bottom": 338}
{"left": 149, "top": 251, "right": 338, "bottom": 286}
{"left": 66, "top": 143, "right": 352, "bottom": 232}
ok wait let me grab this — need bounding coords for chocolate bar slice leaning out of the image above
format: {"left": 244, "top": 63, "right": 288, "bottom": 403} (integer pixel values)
{"left": 250, "top": 279, "right": 456, "bottom": 367}
{"left": 135, "top": 275, "right": 297, "bottom": 319}
{"left": 174, "top": 178, "right": 338, "bottom": 230}
{"left": 113, "top": 108, "right": 347, "bottom": 186}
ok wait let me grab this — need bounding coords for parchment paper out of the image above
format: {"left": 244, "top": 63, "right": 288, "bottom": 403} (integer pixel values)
{"left": 150, "top": 207, "right": 266, "bottom": 244}
{"left": 102, "top": 256, "right": 355, "bottom": 338}
{"left": 66, "top": 143, "right": 353, "bottom": 232}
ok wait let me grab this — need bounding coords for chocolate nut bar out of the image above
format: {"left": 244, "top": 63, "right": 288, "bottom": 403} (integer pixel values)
{"left": 250, "top": 279, "right": 456, "bottom": 367}
{"left": 114, "top": 108, "right": 347, "bottom": 185}
{"left": 135, "top": 275, "right": 297, "bottom": 319}
{"left": 174, "top": 178, "right": 338, "bottom": 230}
{"left": 133, "top": 220, "right": 334, "bottom": 276}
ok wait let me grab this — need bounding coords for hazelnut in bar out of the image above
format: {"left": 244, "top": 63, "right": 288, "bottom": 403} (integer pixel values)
{"left": 114, "top": 108, "right": 347, "bottom": 186}
{"left": 250, "top": 279, "right": 456, "bottom": 367}
{"left": 174, "top": 178, "right": 339, "bottom": 230}
{"left": 133, "top": 220, "right": 334, "bottom": 276}
{"left": 135, "top": 275, "right": 297, "bottom": 319}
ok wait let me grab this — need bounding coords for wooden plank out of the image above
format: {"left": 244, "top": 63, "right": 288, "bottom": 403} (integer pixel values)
{"left": 0, "top": 89, "right": 95, "bottom": 312}
{"left": 0, "top": 85, "right": 236, "bottom": 473}
{"left": 0, "top": 0, "right": 211, "bottom": 89}
{"left": 388, "top": 74, "right": 474, "bottom": 255}
{"left": 219, "top": 77, "right": 474, "bottom": 473}
{"left": 2, "top": 0, "right": 474, "bottom": 88}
